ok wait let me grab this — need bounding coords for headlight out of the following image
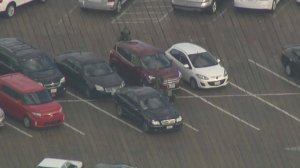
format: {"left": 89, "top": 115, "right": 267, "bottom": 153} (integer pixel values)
{"left": 196, "top": 74, "right": 209, "bottom": 80}
{"left": 60, "top": 77, "right": 66, "bottom": 83}
{"left": 147, "top": 75, "right": 156, "bottom": 83}
{"left": 95, "top": 84, "right": 104, "bottom": 91}
{"left": 151, "top": 120, "right": 160, "bottom": 126}
{"left": 120, "top": 81, "right": 125, "bottom": 88}
{"left": 224, "top": 70, "right": 228, "bottom": 77}
{"left": 32, "top": 112, "right": 42, "bottom": 117}
{"left": 176, "top": 116, "right": 182, "bottom": 122}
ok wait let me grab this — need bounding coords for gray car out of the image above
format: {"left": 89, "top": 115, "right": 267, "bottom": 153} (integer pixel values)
{"left": 79, "top": 0, "right": 128, "bottom": 14}
{"left": 0, "top": 108, "right": 5, "bottom": 127}
{"left": 172, "top": 0, "right": 218, "bottom": 14}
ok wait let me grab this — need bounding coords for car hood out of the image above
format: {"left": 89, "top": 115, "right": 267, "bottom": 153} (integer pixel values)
{"left": 193, "top": 64, "right": 225, "bottom": 78}
{"left": 86, "top": 72, "right": 123, "bottom": 88}
{"left": 145, "top": 66, "right": 179, "bottom": 80}
{"left": 23, "top": 68, "right": 63, "bottom": 84}
{"left": 27, "top": 101, "right": 62, "bottom": 114}
{"left": 146, "top": 106, "right": 179, "bottom": 121}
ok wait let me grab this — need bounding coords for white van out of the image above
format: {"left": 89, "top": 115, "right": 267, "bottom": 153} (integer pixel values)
{"left": 0, "top": 0, "right": 46, "bottom": 18}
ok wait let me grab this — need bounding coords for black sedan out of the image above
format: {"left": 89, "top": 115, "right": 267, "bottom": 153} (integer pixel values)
{"left": 114, "top": 86, "right": 183, "bottom": 132}
{"left": 55, "top": 51, "right": 125, "bottom": 98}
{"left": 281, "top": 44, "right": 300, "bottom": 76}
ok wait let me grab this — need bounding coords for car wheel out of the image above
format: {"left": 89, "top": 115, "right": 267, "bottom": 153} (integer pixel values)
{"left": 285, "top": 64, "right": 293, "bottom": 76}
{"left": 190, "top": 78, "right": 198, "bottom": 90}
{"left": 271, "top": 0, "right": 276, "bottom": 11}
{"left": 209, "top": 1, "right": 217, "bottom": 14}
{"left": 6, "top": 3, "right": 15, "bottom": 18}
{"left": 116, "top": 105, "right": 123, "bottom": 117}
{"left": 84, "top": 86, "right": 92, "bottom": 98}
{"left": 23, "top": 116, "right": 31, "bottom": 128}
{"left": 142, "top": 122, "right": 150, "bottom": 132}
{"left": 114, "top": 0, "right": 122, "bottom": 14}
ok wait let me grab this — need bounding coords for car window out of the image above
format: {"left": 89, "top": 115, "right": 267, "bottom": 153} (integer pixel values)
{"left": 1, "top": 85, "right": 21, "bottom": 100}
{"left": 170, "top": 49, "right": 181, "bottom": 61}
{"left": 117, "top": 46, "right": 132, "bottom": 62}
{"left": 19, "top": 54, "right": 55, "bottom": 73}
{"left": 188, "top": 52, "right": 218, "bottom": 68}
{"left": 0, "top": 52, "right": 15, "bottom": 69}
{"left": 140, "top": 93, "right": 166, "bottom": 110}
{"left": 130, "top": 54, "right": 141, "bottom": 67}
{"left": 22, "top": 90, "right": 52, "bottom": 105}
{"left": 73, "top": 60, "right": 82, "bottom": 73}
{"left": 141, "top": 53, "right": 171, "bottom": 70}
{"left": 124, "top": 91, "right": 139, "bottom": 106}
{"left": 83, "top": 62, "right": 113, "bottom": 77}
{"left": 64, "top": 57, "right": 77, "bottom": 69}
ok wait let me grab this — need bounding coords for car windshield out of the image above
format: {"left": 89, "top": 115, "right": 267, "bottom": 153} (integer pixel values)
{"left": 141, "top": 53, "right": 171, "bottom": 70}
{"left": 188, "top": 52, "right": 218, "bottom": 68}
{"left": 22, "top": 90, "right": 52, "bottom": 105}
{"left": 83, "top": 62, "right": 113, "bottom": 77}
{"left": 19, "top": 54, "right": 55, "bottom": 72}
{"left": 140, "top": 93, "right": 167, "bottom": 110}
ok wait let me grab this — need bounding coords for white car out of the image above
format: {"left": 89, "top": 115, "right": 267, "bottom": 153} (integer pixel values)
{"left": 171, "top": 0, "right": 218, "bottom": 14}
{"left": 79, "top": 0, "right": 128, "bottom": 14}
{"left": 36, "top": 158, "right": 83, "bottom": 168}
{"left": 0, "top": 0, "right": 46, "bottom": 18}
{"left": 234, "top": 0, "right": 281, "bottom": 11}
{"left": 165, "top": 43, "right": 228, "bottom": 89}
{"left": 0, "top": 108, "right": 5, "bottom": 127}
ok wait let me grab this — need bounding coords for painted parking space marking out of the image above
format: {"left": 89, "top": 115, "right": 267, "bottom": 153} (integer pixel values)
{"left": 111, "top": 0, "right": 138, "bottom": 23}
{"left": 5, "top": 121, "right": 33, "bottom": 138}
{"left": 285, "top": 146, "right": 300, "bottom": 151}
{"left": 248, "top": 59, "right": 300, "bottom": 89}
{"left": 230, "top": 82, "right": 300, "bottom": 123}
{"left": 66, "top": 91, "right": 143, "bottom": 133}
{"left": 183, "top": 122, "right": 199, "bottom": 132}
{"left": 58, "top": 4, "right": 78, "bottom": 25}
{"left": 180, "top": 87, "right": 261, "bottom": 131}
{"left": 63, "top": 122, "right": 85, "bottom": 135}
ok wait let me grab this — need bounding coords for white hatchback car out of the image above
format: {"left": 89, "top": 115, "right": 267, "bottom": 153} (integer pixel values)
{"left": 0, "top": 0, "right": 46, "bottom": 17}
{"left": 234, "top": 0, "right": 281, "bottom": 11}
{"left": 79, "top": 0, "right": 128, "bottom": 14}
{"left": 165, "top": 43, "right": 228, "bottom": 89}
{"left": 36, "top": 158, "right": 83, "bottom": 168}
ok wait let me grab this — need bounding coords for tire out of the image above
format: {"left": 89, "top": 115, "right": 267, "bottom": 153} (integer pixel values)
{"left": 6, "top": 3, "right": 16, "bottom": 18}
{"left": 114, "top": 0, "right": 122, "bottom": 14}
{"left": 190, "top": 78, "right": 198, "bottom": 90}
{"left": 117, "top": 105, "right": 123, "bottom": 117}
{"left": 142, "top": 122, "right": 150, "bottom": 133}
{"left": 209, "top": 1, "right": 217, "bottom": 14}
{"left": 285, "top": 64, "right": 293, "bottom": 76}
{"left": 84, "top": 86, "right": 92, "bottom": 98}
{"left": 23, "top": 116, "right": 31, "bottom": 128}
{"left": 271, "top": 0, "right": 276, "bottom": 11}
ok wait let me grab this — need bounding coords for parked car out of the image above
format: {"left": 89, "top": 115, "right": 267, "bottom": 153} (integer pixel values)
{"left": 91, "top": 163, "right": 136, "bottom": 168}
{"left": 281, "top": 44, "right": 300, "bottom": 76}
{"left": 55, "top": 50, "right": 125, "bottom": 98}
{"left": 0, "top": 38, "right": 66, "bottom": 97}
{"left": 0, "top": 107, "right": 5, "bottom": 127}
{"left": 297, "top": 0, "right": 300, "bottom": 4}
{"left": 0, "top": 0, "right": 46, "bottom": 18}
{"left": 234, "top": 0, "right": 281, "bottom": 11}
{"left": 36, "top": 158, "right": 83, "bottom": 168}
{"left": 115, "top": 87, "right": 183, "bottom": 132}
{"left": 172, "top": 0, "right": 218, "bottom": 14}
{"left": 109, "top": 40, "right": 181, "bottom": 90}
{"left": 165, "top": 43, "right": 228, "bottom": 89}
{"left": 0, "top": 73, "right": 65, "bottom": 128}
{"left": 79, "top": 0, "right": 128, "bottom": 14}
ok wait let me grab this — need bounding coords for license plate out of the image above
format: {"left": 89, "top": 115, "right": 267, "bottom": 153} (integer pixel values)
{"left": 166, "top": 125, "right": 173, "bottom": 129}
{"left": 214, "top": 81, "right": 220, "bottom": 85}
{"left": 168, "top": 83, "right": 175, "bottom": 89}
{"left": 50, "top": 89, "right": 57, "bottom": 93}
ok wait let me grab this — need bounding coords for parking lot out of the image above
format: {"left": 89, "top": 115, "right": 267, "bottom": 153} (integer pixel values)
{"left": 1, "top": 0, "right": 300, "bottom": 167}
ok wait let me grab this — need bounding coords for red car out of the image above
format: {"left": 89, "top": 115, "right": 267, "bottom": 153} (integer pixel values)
{"left": 0, "top": 73, "right": 65, "bottom": 128}
{"left": 109, "top": 40, "right": 181, "bottom": 89}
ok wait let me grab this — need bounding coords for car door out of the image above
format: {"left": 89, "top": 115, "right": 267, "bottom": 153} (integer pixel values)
{"left": 0, "top": 85, "right": 24, "bottom": 120}
{"left": 123, "top": 92, "right": 142, "bottom": 122}
{"left": 169, "top": 49, "right": 192, "bottom": 81}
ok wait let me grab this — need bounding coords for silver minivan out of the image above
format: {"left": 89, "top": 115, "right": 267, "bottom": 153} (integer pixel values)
{"left": 0, "top": 108, "right": 5, "bottom": 127}
{"left": 79, "top": 0, "right": 128, "bottom": 14}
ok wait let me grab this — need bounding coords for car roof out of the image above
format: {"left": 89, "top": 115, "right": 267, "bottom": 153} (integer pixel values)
{"left": 37, "top": 158, "right": 67, "bottom": 167}
{"left": 58, "top": 51, "right": 105, "bottom": 64}
{"left": 119, "top": 86, "right": 157, "bottom": 97}
{"left": 117, "top": 40, "right": 162, "bottom": 57}
{"left": 171, "top": 43, "right": 207, "bottom": 55}
{"left": 0, "top": 73, "right": 44, "bottom": 93}
{"left": 0, "top": 38, "right": 45, "bottom": 59}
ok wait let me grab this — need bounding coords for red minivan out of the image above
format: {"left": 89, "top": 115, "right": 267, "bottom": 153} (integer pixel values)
{"left": 0, "top": 73, "right": 64, "bottom": 128}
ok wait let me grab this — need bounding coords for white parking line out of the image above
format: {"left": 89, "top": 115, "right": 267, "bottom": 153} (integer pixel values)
{"left": 63, "top": 122, "right": 85, "bottom": 135}
{"left": 248, "top": 59, "right": 300, "bottom": 89}
{"left": 285, "top": 146, "right": 300, "bottom": 151}
{"left": 58, "top": 4, "right": 78, "bottom": 25}
{"left": 5, "top": 121, "right": 33, "bottom": 138}
{"left": 158, "top": 8, "right": 173, "bottom": 22}
{"left": 183, "top": 122, "right": 199, "bottom": 132}
{"left": 230, "top": 82, "right": 300, "bottom": 123}
{"left": 111, "top": 0, "right": 138, "bottom": 23}
{"left": 180, "top": 87, "right": 261, "bottom": 131}
{"left": 66, "top": 91, "right": 143, "bottom": 133}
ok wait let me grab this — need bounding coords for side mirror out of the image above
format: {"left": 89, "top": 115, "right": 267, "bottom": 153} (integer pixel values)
{"left": 217, "top": 59, "right": 220, "bottom": 63}
{"left": 183, "top": 64, "right": 190, "bottom": 69}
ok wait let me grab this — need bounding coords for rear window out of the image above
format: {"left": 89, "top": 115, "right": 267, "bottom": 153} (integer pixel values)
{"left": 19, "top": 54, "right": 55, "bottom": 72}
{"left": 22, "top": 90, "right": 52, "bottom": 105}
{"left": 141, "top": 53, "right": 171, "bottom": 69}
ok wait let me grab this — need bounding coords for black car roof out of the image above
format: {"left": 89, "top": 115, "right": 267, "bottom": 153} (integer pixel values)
{"left": 61, "top": 51, "right": 105, "bottom": 64}
{"left": 120, "top": 86, "right": 158, "bottom": 97}
{"left": 0, "top": 38, "right": 45, "bottom": 59}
